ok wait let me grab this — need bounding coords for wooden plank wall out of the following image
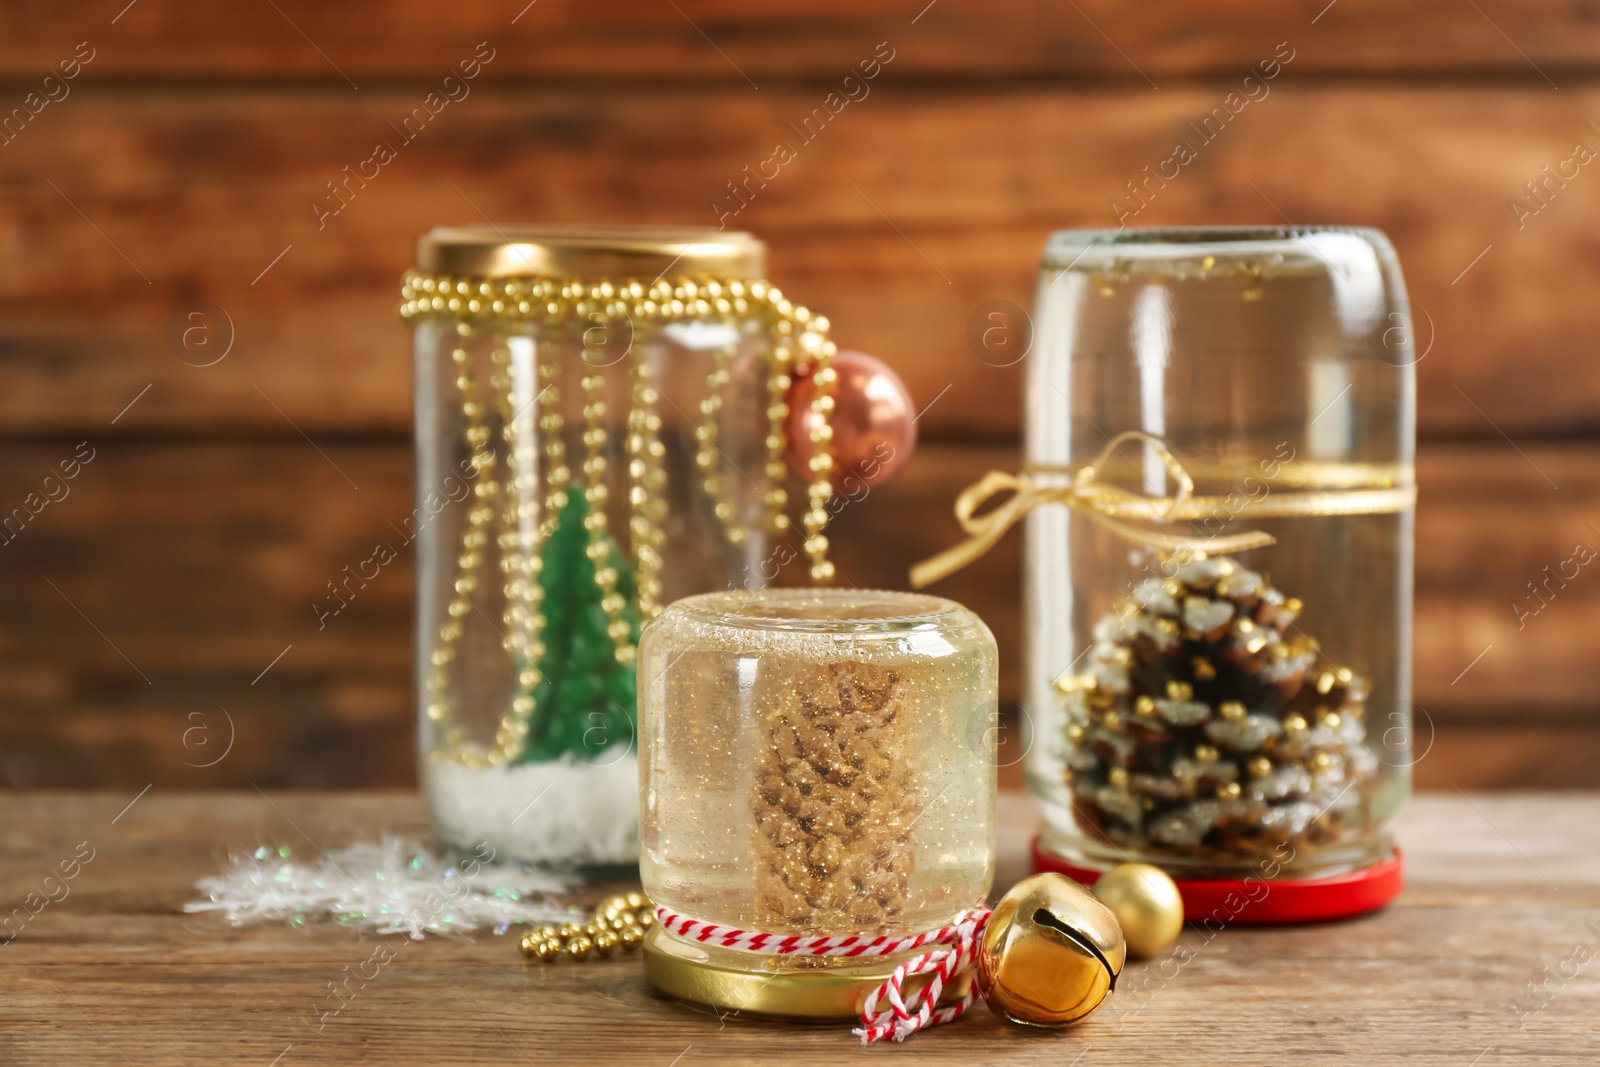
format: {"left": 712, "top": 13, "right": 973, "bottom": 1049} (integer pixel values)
{"left": 1, "top": 0, "right": 1596, "bottom": 790}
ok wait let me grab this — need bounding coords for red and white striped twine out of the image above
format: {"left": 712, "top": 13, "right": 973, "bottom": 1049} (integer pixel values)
{"left": 655, "top": 904, "right": 994, "bottom": 1044}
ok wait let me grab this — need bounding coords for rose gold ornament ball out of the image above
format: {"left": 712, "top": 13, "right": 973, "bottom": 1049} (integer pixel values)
{"left": 785, "top": 351, "right": 916, "bottom": 488}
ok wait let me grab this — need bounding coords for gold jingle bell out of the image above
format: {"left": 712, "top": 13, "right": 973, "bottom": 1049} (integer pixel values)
{"left": 1092, "top": 862, "right": 1184, "bottom": 960}
{"left": 976, "top": 873, "right": 1125, "bottom": 1027}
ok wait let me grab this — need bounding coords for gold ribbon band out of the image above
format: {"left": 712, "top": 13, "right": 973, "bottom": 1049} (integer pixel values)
{"left": 908, "top": 432, "right": 1416, "bottom": 589}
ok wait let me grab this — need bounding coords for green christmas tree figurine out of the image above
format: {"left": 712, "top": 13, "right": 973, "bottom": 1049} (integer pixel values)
{"left": 517, "top": 486, "right": 640, "bottom": 764}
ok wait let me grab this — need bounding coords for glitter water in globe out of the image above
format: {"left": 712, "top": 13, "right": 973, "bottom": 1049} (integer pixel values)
{"left": 637, "top": 588, "right": 999, "bottom": 1017}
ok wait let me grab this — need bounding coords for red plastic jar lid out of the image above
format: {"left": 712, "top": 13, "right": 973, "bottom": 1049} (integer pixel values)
{"left": 1031, "top": 836, "right": 1403, "bottom": 925}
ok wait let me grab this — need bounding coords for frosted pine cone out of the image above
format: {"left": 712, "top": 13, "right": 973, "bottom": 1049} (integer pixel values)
{"left": 1059, "top": 555, "right": 1375, "bottom": 860}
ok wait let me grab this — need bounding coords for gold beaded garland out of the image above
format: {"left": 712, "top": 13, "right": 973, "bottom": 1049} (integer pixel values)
{"left": 406, "top": 275, "right": 839, "bottom": 764}
{"left": 518, "top": 893, "right": 654, "bottom": 964}
{"left": 626, "top": 351, "right": 668, "bottom": 621}
{"left": 426, "top": 328, "right": 504, "bottom": 767}
{"left": 580, "top": 363, "right": 636, "bottom": 668}
{"left": 801, "top": 335, "right": 838, "bottom": 584}
{"left": 763, "top": 336, "right": 794, "bottom": 534}
{"left": 518, "top": 932, "right": 562, "bottom": 961}
{"left": 492, "top": 339, "right": 542, "bottom": 759}
{"left": 695, "top": 344, "right": 744, "bottom": 544}
{"left": 537, "top": 354, "right": 570, "bottom": 540}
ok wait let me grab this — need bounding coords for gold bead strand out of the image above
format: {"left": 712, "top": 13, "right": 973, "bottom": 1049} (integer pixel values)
{"left": 763, "top": 332, "right": 794, "bottom": 535}
{"left": 579, "top": 305, "right": 637, "bottom": 667}
{"left": 689, "top": 277, "right": 788, "bottom": 543}
{"left": 684, "top": 279, "right": 764, "bottom": 543}
{"left": 796, "top": 307, "right": 838, "bottom": 584}
{"left": 760, "top": 287, "right": 837, "bottom": 584}
{"left": 627, "top": 344, "right": 668, "bottom": 621}
{"left": 490, "top": 343, "right": 518, "bottom": 655}
{"left": 490, "top": 339, "right": 545, "bottom": 765}
{"left": 694, "top": 344, "right": 741, "bottom": 545}
{"left": 537, "top": 336, "right": 570, "bottom": 542}
{"left": 429, "top": 327, "right": 502, "bottom": 765}
{"left": 709, "top": 278, "right": 783, "bottom": 538}
{"left": 518, "top": 891, "right": 654, "bottom": 963}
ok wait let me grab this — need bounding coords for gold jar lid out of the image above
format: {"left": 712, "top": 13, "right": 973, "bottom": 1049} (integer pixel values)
{"left": 415, "top": 225, "right": 765, "bottom": 281}
{"left": 642, "top": 925, "right": 974, "bottom": 1020}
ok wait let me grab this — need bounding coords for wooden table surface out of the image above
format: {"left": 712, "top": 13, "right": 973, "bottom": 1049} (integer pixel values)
{"left": 3, "top": 791, "right": 1597, "bottom": 1065}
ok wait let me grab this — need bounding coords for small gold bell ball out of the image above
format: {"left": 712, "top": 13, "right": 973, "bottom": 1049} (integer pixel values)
{"left": 977, "top": 873, "right": 1126, "bottom": 1027}
{"left": 1092, "top": 863, "right": 1184, "bottom": 960}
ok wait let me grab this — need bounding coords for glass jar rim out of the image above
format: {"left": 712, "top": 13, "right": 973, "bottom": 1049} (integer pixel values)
{"left": 1042, "top": 224, "right": 1397, "bottom": 268}
{"left": 660, "top": 588, "right": 971, "bottom": 633}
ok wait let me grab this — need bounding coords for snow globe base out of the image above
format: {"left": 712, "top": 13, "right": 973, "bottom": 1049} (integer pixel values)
{"left": 1031, "top": 836, "right": 1403, "bottom": 925}
{"left": 642, "top": 924, "right": 975, "bottom": 1020}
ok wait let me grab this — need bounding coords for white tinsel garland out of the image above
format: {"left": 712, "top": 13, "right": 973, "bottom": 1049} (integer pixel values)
{"left": 185, "top": 836, "right": 575, "bottom": 938}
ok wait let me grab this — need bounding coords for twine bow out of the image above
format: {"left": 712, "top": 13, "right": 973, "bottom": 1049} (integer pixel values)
{"left": 854, "top": 908, "right": 992, "bottom": 1044}
{"left": 910, "top": 431, "right": 1276, "bottom": 589}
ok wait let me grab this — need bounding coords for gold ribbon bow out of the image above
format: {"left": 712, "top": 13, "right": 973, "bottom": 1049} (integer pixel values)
{"left": 909, "top": 431, "right": 1417, "bottom": 589}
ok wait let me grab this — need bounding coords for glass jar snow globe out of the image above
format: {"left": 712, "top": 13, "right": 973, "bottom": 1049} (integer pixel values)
{"left": 403, "top": 227, "right": 848, "bottom": 869}
{"left": 1022, "top": 227, "right": 1416, "bottom": 922}
{"left": 637, "top": 588, "right": 999, "bottom": 1016}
